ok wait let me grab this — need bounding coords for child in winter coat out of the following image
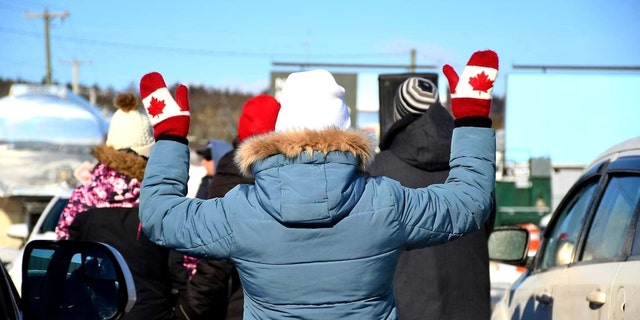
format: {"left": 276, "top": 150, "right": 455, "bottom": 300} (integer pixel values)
{"left": 56, "top": 93, "right": 180, "bottom": 320}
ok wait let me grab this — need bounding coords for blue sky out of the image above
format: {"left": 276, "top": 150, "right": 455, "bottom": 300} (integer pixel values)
{"left": 1, "top": 0, "right": 639, "bottom": 165}
{"left": 505, "top": 73, "right": 640, "bottom": 165}
{"left": 2, "top": 0, "right": 638, "bottom": 95}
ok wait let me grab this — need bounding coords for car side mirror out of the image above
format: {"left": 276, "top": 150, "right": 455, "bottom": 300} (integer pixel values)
{"left": 6, "top": 223, "right": 28, "bottom": 240}
{"left": 488, "top": 226, "right": 530, "bottom": 266}
{"left": 21, "top": 240, "right": 137, "bottom": 320}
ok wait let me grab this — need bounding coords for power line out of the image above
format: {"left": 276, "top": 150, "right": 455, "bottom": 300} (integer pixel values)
{"left": 512, "top": 64, "right": 640, "bottom": 72}
{"left": 272, "top": 61, "right": 437, "bottom": 71}
{"left": 272, "top": 49, "right": 437, "bottom": 73}
{"left": 0, "top": 27, "right": 408, "bottom": 59}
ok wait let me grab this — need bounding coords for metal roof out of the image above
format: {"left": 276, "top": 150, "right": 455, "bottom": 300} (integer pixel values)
{"left": 0, "top": 84, "right": 109, "bottom": 197}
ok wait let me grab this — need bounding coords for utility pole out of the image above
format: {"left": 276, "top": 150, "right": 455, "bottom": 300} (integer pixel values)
{"left": 24, "top": 8, "right": 69, "bottom": 85}
{"left": 60, "top": 59, "right": 92, "bottom": 94}
{"left": 409, "top": 49, "right": 416, "bottom": 73}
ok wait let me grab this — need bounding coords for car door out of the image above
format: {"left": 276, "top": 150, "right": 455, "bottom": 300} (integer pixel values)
{"left": 551, "top": 173, "right": 640, "bottom": 319}
{"left": 504, "top": 178, "right": 599, "bottom": 320}
{"left": 610, "top": 215, "right": 640, "bottom": 318}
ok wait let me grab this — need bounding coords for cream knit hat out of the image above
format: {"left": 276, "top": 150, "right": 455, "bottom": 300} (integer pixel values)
{"left": 275, "top": 69, "right": 351, "bottom": 131}
{"left": 106, "top": 93, "right": 155, "bottom": 158}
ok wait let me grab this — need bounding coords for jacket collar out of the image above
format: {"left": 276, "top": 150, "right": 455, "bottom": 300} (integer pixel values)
{"left": 235, "top": 128, "right": 376, "bottom": 177}
{"left": 92, "top": 145, "right": 148, "bottom": 181}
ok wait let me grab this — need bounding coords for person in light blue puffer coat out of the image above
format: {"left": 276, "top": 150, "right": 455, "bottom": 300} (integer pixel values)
{"left": 138, "top": 49, "right": 499, "bottom": 320}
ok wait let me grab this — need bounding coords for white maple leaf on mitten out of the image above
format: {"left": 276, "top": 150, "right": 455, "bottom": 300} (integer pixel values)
{"left": 139, "top": 72, "right": 190, "bottom": 138}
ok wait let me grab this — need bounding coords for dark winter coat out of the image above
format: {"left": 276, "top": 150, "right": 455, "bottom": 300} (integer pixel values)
{"left": 57, "top": 146, "right": 179, "bottom": 320}
{"left": 69, "top": 206, "right": 176, "bottom": 320}
{"left": 195, "top": 175, "right": 213, "bottom": 200}
{"left": 367, "top": 104, "right": 495, "bottom": 320}
{"left": 175, "top": 147, "right": 250, "bottom": 320}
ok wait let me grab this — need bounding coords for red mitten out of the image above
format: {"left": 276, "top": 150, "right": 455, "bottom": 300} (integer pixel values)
{"left": 140, "top": 72, "right": 190, "bottom": 138}
{"left": 443, "top": 50, "right": 499, "bottom": 119}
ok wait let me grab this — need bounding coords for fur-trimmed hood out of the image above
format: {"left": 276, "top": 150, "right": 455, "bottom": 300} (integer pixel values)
{"left": 92, "top": 145, "right": 148, "bottom": 181}
{"left": 233, "top": 128, "right": 377, "bottom": 226}
{"left": 235, "top": 128, "right": 376, "bottom": 177}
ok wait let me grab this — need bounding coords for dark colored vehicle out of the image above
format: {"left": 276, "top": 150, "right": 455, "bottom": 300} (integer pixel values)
{"left": 0, "top": 240, "right": 136, "bottom": 320}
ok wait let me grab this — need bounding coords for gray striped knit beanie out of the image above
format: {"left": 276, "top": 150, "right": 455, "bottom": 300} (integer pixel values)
{"left": 393, "top": 77, "right": 439, "bottom": 121}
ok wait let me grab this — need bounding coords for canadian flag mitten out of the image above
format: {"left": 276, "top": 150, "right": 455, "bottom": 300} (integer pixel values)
{"left": 443, "top": 50, "right": 498, "bottom": 127}
{"left": 140, "top": 72, "right": 190, "bottom": 141}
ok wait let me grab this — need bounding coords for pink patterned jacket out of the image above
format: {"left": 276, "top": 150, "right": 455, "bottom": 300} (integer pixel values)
{"left": 55, "top": 161, "right": 141, "bottom": 240}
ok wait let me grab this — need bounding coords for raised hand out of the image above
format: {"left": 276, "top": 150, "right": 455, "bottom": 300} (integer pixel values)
{"left": 442, "top": 50, "right": 499, "bottom": 120}
{"left": 140, "top": 72, "right": 190, "bottom": 138}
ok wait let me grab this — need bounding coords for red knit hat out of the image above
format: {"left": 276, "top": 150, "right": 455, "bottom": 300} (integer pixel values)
{"left": 237, "top": 94, "right": 281, "bottom": 142}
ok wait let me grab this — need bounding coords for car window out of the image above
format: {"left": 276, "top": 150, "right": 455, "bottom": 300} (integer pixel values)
{"left": 539, "top": 179, "right": 598, "bottom": 269}
{"left": 632, "top": 209, "right": 640, "bottom": 257}
{"left": 23, "top": 240, "right": 136, "bottom": 320}
{"left": 582, "top": 175, "right": 640, "bottom": 261}
{"left": 39, "top": 198, "right": 69, "bottom": 233}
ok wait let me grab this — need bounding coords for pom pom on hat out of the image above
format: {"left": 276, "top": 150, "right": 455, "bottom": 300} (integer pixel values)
{"left": 275, "top": 69, "right": 351, "bottom": 132}
{"left": 237, "top": 94, "right": 281, "bottom": 142}
{"left": 105, "top": 92, "right": 155, "bottom": 158}
{"left": 393, "top": 77, "right": 439, "bottom": 121}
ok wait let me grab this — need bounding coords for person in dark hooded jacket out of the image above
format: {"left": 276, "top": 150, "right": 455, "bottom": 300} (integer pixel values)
{"left": 194, "top": 139, "right": 233, "bottom": 200}
{"left": 56, "top": 92, "right": 179, "bottom": 320}
{"left": 367, "top": 77, "right": 495, "bottom": 320}
{"left": 175, "top": 94, "right": 281, "bottom": 320}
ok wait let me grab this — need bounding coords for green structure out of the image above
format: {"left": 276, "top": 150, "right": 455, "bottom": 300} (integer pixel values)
{"left": 494, "top": 157, "right": 552, "bottom": 227}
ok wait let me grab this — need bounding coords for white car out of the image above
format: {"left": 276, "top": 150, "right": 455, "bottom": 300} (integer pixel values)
{"left": 489, "top": 136, "right": 640, "bottom": 319}
{"left": 6, "top": 189, "right": 71, "bottom": 294}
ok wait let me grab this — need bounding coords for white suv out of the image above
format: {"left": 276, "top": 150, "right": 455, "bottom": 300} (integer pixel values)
{"left": 6, "top": 189, "right": 71, "bottom": 294}
{"left": 490, "top": 136, "right": 640, "bottom": 319}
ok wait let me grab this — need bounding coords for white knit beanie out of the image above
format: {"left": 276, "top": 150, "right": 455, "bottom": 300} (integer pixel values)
{"left": 275, "top": 69, "right": 351, "bottom": 131}
{"left": 106, "top": 93, "right": 155, "bottom": 158}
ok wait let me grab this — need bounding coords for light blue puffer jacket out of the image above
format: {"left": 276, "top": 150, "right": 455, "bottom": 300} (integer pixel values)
{"left": 140, "top": 126, "right": 495, "bottom": 320}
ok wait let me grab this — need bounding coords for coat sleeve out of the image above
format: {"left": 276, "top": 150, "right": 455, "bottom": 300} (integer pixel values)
{"left": 398, "top": 126, "right": 496, "bottom": 248}
{"left": 139, "top": 140, "right": 233, "bottom": 259}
